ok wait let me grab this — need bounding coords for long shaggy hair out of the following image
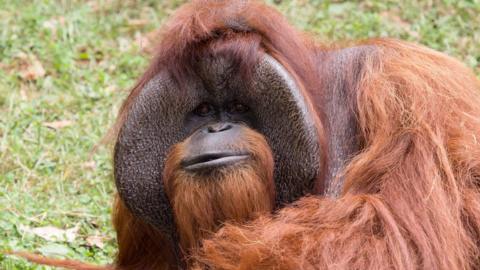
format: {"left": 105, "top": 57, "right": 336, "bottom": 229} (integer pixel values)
{"left": 7, "top": 1, "right": 480, "bottom": 270}
{"left": 192, "top": 39, "right": 480, "bottom": 270}
{"left": 163, "top": 127, "right": 275, "bottom": 251}
{"left": 112, "top": 197, "right": 176, "bottom": 269}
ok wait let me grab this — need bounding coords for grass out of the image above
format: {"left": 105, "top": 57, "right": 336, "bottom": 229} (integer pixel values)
{"left": 0, "top": 0, "right": 479, "bottom": 269}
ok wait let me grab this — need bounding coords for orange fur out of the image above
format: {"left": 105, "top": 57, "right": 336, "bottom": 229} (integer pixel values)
{"left": 9, "top": 1, "right": 480, "bottom": 269}
{"left": 4, "top": 251, "right": 112, "bottom": 270}
{"left": 163, "top": 127, "right": 275, "bottom": 252}
{"left": 191, "top": 39, "right": 480, "bottom": 270}
{"left": 112, "top": 197, "right": 177, "bottom": 269}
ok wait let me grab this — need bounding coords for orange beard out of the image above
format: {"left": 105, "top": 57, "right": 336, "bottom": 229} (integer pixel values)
{"left": 163, "top": 128, "right": 275, "bottom": 251}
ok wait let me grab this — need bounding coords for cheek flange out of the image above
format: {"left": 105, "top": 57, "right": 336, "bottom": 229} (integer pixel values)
{"left": 114, "top": 74, "right": 188, "bottom": 231}
{"left": 114, "top": 55, "right": 321, "bottom": 232}
{"left": 252, "top": 55, "right": 321, "bottom": 206}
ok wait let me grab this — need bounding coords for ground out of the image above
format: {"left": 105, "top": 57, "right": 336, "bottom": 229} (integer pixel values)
{"left": 0, "top": 0, "right": 479, "bottom": 269}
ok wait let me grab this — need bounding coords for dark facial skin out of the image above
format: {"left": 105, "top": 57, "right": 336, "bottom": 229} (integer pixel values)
{"left": 180, "top": 99, "right": 256, "bottom": 172}
{"left": 181, "top": 122, "right": 251, "bottom": 172}
{"left": 114, "top": 55, "right": 321, "bottom": 232}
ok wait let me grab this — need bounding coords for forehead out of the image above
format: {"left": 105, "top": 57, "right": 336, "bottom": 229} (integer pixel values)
{"left": 192, "top": 56, "right": 252, "bottom": 103}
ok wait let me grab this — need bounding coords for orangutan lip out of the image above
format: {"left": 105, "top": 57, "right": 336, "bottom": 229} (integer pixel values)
{"left": 182, "top": 153, "right": 250, "bottom": 171}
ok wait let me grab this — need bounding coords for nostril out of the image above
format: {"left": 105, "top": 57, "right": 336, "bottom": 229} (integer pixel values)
{"left": 218, "top": 124, "right": 232, "bottom": 132}
{"left": 207, "top": 126, "right": 216, "bottom": 133}
{"left": 207, "top": 123, "right": 233, "bottom": 133}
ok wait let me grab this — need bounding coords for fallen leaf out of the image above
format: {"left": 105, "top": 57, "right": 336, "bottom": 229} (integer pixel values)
{"left": 18, "top": 54, "right": 46, "bottom": 81}
{"left": 43, "top": 120, "right": 74, "bottom": 130}
{"left": 83, "top": 161, "right": 96, "bottom": 170}
{"left": 105, "top": 85, "right": 117, "bottom": 93}
{"left": 86, "top": 235, "right": 106, "bottom": 248}
{"left": 20, "top": 86, "right": 28, "bottom": 100}
{"left": 42, "top": 16, "right": 65, "bottom": 32}
{"left": 15, "top": 51, "right": 28, "bottom": 59}
{"left": 19, "top": 224, "right": 79, "bottom": 242}
{"left": 135, "top": 30, "right": 159, "bottom": 53}
{"left": 39, "top": 243, "right": 72, "bottom": 256}
{"left": 128, "top": 19, "right": 149, "bottom": 27}
{"left": 87, "top": 0, "right": 115, "bottom": 12}
{"left": 117, "top": 37, "right": 131, "bottom": 52}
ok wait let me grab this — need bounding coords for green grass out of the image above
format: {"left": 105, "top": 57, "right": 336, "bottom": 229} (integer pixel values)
{"left": 0, "top": 0, "right": 479, "bottom": 269}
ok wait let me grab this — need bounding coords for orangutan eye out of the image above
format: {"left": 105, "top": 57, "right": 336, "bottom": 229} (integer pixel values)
{"left": 228, "top": 102, "right": 249, "bottom": 114}
{"left": 194, "top": 103, "right": 214, "bottom": 117}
